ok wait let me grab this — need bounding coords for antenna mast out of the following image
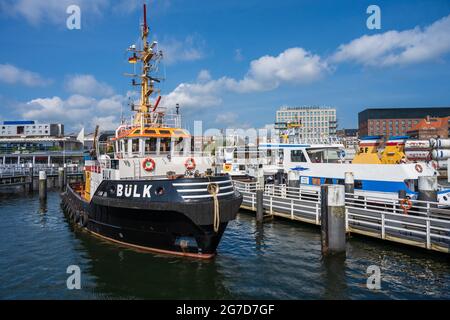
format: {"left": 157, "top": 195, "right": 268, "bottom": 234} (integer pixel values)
{"left": 127, "top": 3, "right": 163, "bottom": 128}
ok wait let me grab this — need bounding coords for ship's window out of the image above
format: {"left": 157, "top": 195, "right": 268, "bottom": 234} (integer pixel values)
{"left": 307, "top": 148, "right": 341, "bottom": 163}
{"left": 159, "top": 130, "right": 171, "bottom": 135}
{"left": 131, "top": 139, "right": 139, "bottom": 153}
{"left": 354, "top": 180, "right": 363, "bottom": 189}
{"left": 160, "top": 138, "right": 171, "bottom": 153}
{"left": 144, "top": 129, "right": 156, "bottom": 135}
{"left": 291, "top": 150, "right": 306, "bottom": 162}
{"left": 134, "top": 129, "right": 141, "bottom": 134}
{"left": 145, "top": 138, "right": 157, "bottom": 154}
{"left": 173, "top": 137, "right": 184, "bottom": 153}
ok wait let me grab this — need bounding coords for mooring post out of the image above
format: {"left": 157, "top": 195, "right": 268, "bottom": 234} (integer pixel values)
{"left": 418, "top": 176, "right": 438, "bottom": 202}
{"left": 256, "top": 189, "right": 264, "bottom": 223}
{"left": 39, "top": 171, "right": 47, "bottom": 201}
{"left": 344, "top": 172, "right": 354, "bottom": 194}
{"left": 63, "top": 164, "right": 67, "bottom": 187}
{"left": 257, "top": 167, "right": 265, "bottom": 190}
{"left": 418, "top": 176, "right": 438, "bottom": 211}
{"left": 58, "top": 167, "right": 65, "bottom": 191}
{"left": 28, "top": 165, "right": 34, "bottom": 192}
{"left": 321, "top": 184, "right": 346, "bottom": 255}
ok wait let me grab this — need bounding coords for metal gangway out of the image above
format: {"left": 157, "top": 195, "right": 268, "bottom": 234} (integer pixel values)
{"left": 234, "top": 181, "right": 450, "bottom": 254}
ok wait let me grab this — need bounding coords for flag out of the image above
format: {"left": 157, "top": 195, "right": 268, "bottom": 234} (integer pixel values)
{"left": 77, "top": 127, "right": 84, "bottom": 143}
{"left": 128, "top": 55, "right": 138, "bottom": 64}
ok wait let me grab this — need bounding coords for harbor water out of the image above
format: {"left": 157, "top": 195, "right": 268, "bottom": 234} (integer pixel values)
{"left": 0, "top": 191, "right": 449, "bottom": 300}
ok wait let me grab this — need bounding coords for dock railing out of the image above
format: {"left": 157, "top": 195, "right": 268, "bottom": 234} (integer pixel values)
{"left": 0, "top": 164, "right": 83, "bottom": 178}
{"left": 234, "top": 181, "right": 450, "bottom": 253}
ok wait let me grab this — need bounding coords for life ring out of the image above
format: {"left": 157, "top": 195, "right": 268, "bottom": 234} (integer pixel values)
{"left": 431, "top": 161, "right": 438, "bottom": 170}
{"left": 142, "top": 158, "right": 156, "bottom": 172}
{"left": 184, "top": 157, "right": 196, "bottom": 171}
{"left": 400, "top": 198, "right": 412, "bottom": 215}
{"left": 415, "top": 164, "right": 423, "bottom": 173}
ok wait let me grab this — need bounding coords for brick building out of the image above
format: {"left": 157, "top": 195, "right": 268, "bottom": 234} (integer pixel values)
{"left": 358, "top": 107, "right": 450, "bottom": 137}
{"left": 406, "top": 116, "right": 450, "bottom": 139}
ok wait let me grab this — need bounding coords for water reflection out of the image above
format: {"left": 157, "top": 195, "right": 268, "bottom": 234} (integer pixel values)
{"left": 0, "top": 192, "right": 449, "bottom": 300}
{"left": 254, "top": 222, "right": 265, "bottom": 253}
{"left": 75, "top": 232, "right": 233, "bottom": 299}
{"left": 321, "top": 254, "right": 348, "bottom": 299}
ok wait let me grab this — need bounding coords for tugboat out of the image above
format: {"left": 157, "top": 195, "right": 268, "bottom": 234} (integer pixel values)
{"left": 61, "top": 4, "right": 242, "bottom": 259}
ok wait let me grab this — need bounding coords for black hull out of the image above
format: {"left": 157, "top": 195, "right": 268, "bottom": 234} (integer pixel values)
{"left": 61, "top": 177, "right": 242, "bottom": 258}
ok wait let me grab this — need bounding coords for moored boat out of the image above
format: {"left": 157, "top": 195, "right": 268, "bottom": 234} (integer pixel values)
{"left": 61, "top": 4, "right": 242, "bottom": 258}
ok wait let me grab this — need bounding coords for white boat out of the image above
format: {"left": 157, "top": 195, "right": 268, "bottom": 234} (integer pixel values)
{"left": 219, "top": 141, "right": 450, "bottom": 206}
{"left": 264, "top": 143, "right": 450, "bottom": 205}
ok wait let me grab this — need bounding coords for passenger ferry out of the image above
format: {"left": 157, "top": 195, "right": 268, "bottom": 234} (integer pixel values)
{"left": 61, "top": 4, "right": 242, "bottom": 259}
{"left": 258, "top": 141, "right": 450, "bottom": 205}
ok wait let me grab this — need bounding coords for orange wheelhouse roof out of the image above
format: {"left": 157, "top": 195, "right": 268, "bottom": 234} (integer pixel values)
{"left": 113, "top": 127, "right": 190, "bottom": 140}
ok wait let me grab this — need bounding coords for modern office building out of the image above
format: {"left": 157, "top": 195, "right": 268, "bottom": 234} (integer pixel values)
{"left": 275, "top": 106, "right": 337, "bottom": 141}
{"left": 0, "top": 120, "right": 63, "bottom": 137}
{"left": 0, "top": 120, "right": 83, "bottom": 166}
{"left": 358, "top": 107, "right": 450, "bottom": 137}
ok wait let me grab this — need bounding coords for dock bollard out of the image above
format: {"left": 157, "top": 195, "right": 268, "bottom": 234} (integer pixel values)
{"left": 256, "top": 189, "right": 264, "bottom": 223}
{"left": 320, "top": 185, "right": 346, "bottom": 255}
{"left": 418, "top": 176, "right": 438, "bottom": 210}
{"left": 58, "top": 167, "right": 65, "bottom": 191}
{"left": 39, "top": 171, "right": 47, "bottom": 201}
{"left": 28, "top": 166, "right": 34, "bottom": 192}
{"left": 344, "top": 172, "right": 354, "bottom": 194}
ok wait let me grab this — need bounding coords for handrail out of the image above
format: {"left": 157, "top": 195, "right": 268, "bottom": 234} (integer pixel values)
{"left": 234, "top": 180, "right": 450, "bottom": 251}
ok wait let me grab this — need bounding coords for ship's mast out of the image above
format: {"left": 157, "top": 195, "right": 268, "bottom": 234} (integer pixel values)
{"left": 128, "top": 3, "right": 162, "bottom": 128}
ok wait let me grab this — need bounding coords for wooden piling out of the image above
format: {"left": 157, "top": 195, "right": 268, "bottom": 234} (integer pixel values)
{"left": 58, "top": 167, "right": 66, "bottom": 191}
{"left": 256, "top": 189, "right": 264, "bottom": 223}
{"left": 28, "top": 165, "right": 34, "bottom": 192}
{"left": 321, "top": 184, "right": 346, "bottom": 255}
{"left": 39, "top": 171, "right": 47, "bottom": 201}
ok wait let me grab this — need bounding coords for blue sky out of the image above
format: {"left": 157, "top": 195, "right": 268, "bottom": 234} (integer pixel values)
{"left": 0, "top": 0, "right": 450, "bottom": 133}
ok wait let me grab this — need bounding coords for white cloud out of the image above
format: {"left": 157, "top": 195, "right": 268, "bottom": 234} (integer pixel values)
{"left": 112, "top": 0, "right": 171, "bottom": 15}
{"left": 162, "top": 81, "right": 224, "bottom": 110}
{"left": 160, "top": 35, "right": 206, "bottom": 65}
{"left": 331, "top": 14, "right": 450, "bottom": 66}
{"left": 0, "top": 64, "right": 52, "bottom": 87}
{"left": 65, "top": 74, "right": 114, "bottom": 97}
{"left": 21, "top": 93, "right": 127, "bottom": 131}
{"left": 197, "top": 69, "right": 212, "bottom": 82}
{"left": 0, "top": 0, "right": 109, "bottom": 26}
{"left": 215, "top": 112, "right": 238, "bottom": 125}
{"left": 90, "top": 115, "right": 119, "bottom": 131}
{"left": 160, "top": 47, "right": 328, "bottom": 110}
{"left": 231, "top": 47, "right": 328, "bottom": 93}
